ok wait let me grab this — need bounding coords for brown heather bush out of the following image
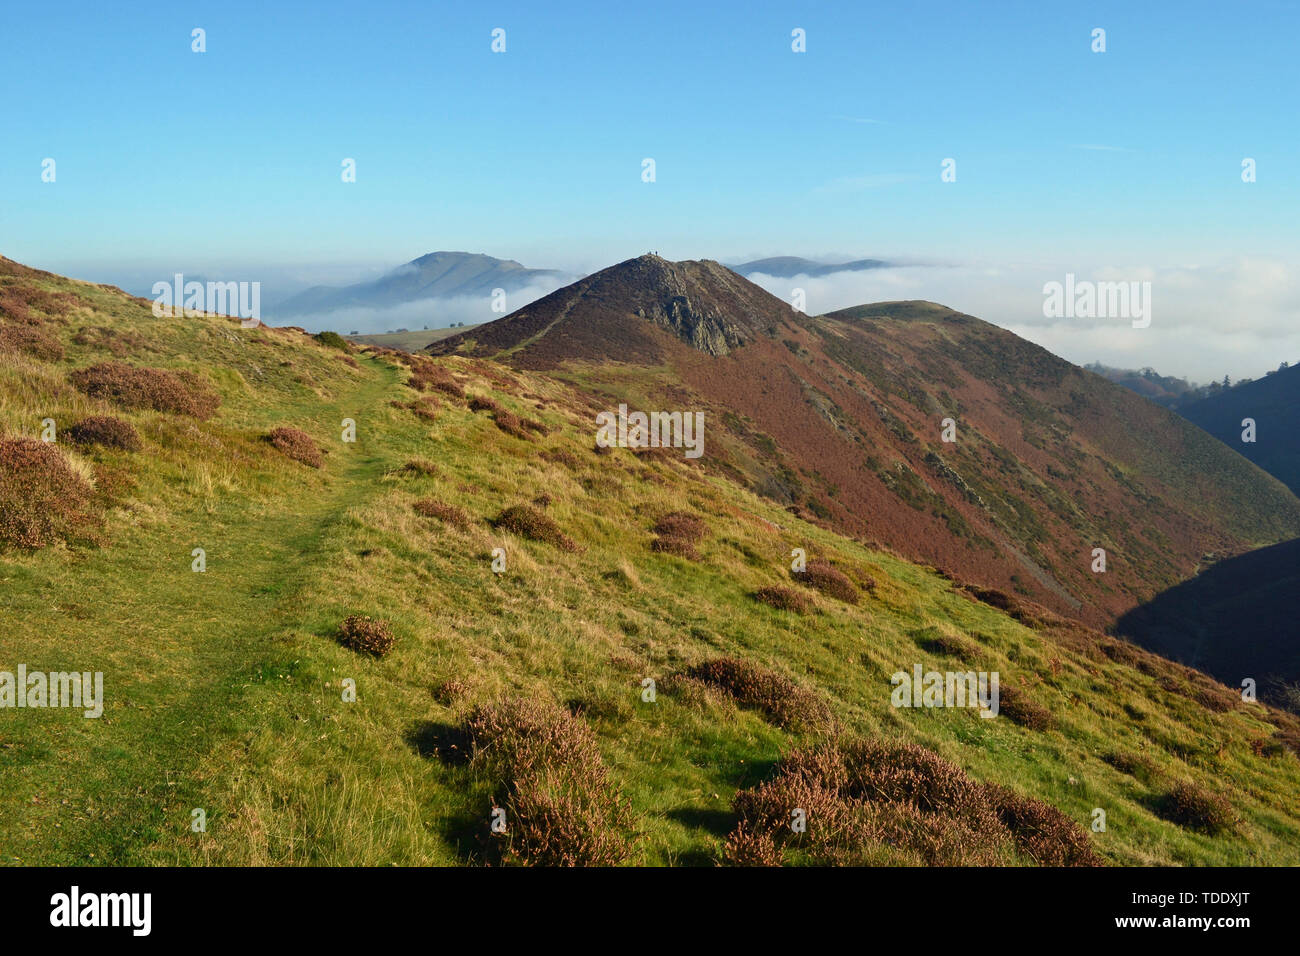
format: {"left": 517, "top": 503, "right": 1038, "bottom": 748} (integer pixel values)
{"left": 1158, "top": 781, "right": 1235, "bottom": 834}
{"left": 337, "top": 615, "right": 395, "bottom": 658}
{"left": 69, "top": 362, "right": 220, "bottom": 419}
{"left": 413, "top": 498, "right": 471, "bottom": 530}
{"left": 792, "top": 558, "right": 859, "bottom": 605}
{"left": 723, "top": 738, "right": 1099, "bottom": 867}
{"left": 70, "top": 325, "right": 151, "bottom": 357}
{"left": 494, "top": 504, "right": 580, "bottom": 552}
{"left": 985, "top": 784, "right": 1102, "bottom": 866}
{"left": 65, "top": 416, "right": 142, "bottom": 452}
{"left": 468, "top": 394, "right": 502, "bottom": 413}
{"left": 410, "top": 364, "right": 463, "bottom": 398}
{"left": 393, "top": 396, "right": 439, "bottom": 421}
{"left": 0, "top": 281, "right": 79, "bottom": 323}
{"left": 532, "top": 493, "right": 553, "bottom": 508}
{"left": 267, "top": 426, "right": 323, "bottom": 468}
{"left": 492, "top": 410, "right": 534, "bottom": 441}
{"left": 721, "top": 825, "right": 784, "bottom": 867}
{"left": 649, "top": 510, "right": 708, "bottom": 560}
{"left": 652, "top": 511, "right": 707, "bottom": 542}
{"left": 650, "top": 535, "right": 700, "bottom": 560}
{"left": 685, "top": 657, "right": 833, "bottom": 732}
{"left": 753, "top": 586, "right": 811, "bottom": 614}
{"left": 997, "top": 683, "right": 1056, "bottom": 731}
{"left": 459, "top": 698, "right": 636, "bottom": 866}
{"left": 541, "top": 447, "right": 581, "bottom": 469}
{"left": 0, "top": 438, "right": 96, "bottom": 549}
{"left": 0, "top": 323, "right": 64, "bottom": 361}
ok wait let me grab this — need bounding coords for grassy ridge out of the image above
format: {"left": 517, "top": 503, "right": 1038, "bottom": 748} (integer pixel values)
{"left": 3, "top": 262, "right": 1300, "bottom": 865}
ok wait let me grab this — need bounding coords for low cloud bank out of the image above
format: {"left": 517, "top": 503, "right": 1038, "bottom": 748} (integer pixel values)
{"left": 745, "top": 259, "right": 1300, "bottom": 382}
{"left": 275, "top": 277, "right": 570, "bottom": 335}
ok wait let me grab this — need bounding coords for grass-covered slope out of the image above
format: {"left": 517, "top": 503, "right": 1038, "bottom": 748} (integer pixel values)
{"left": 430, "top": 263, "right": 1300, "bottom": 628}
{"left": 3, "top": 256, "right": 1300, "bottom": 866}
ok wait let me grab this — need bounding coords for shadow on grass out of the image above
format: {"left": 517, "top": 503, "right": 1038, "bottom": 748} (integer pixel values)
{"left": 404, "top": 719, "right": 471, "bottom": 764}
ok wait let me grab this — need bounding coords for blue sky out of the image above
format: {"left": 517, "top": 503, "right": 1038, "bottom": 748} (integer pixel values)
{"left": 2, "top": 0, "right": 1298, "bottom": 377}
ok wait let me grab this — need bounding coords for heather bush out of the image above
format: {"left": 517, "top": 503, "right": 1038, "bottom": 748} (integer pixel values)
{"left": 65, "top": 415, "right": 142, "bottom": 452}
{"left": 997, "top": 683, "right": 1055, "bottom": 731}
{"left": 1157, "top": 781, "right": 1235, "bottom": 834}
{"left": 724, "top": 738, "right": 1099, "bottom": 867}
{"left": 492, "top": 410, "right": 534, "bottom": 441}
{"left": 914, "top": 629, "right": 980, "bottom": 662}
{"left": 652, "top": 511, "right": 707, "bottom": 542}
{"left": 69, "top": 362, "right": 220, "bottom": 418}
{"left": 792, "top": 558, "right": 859, "bottom": 605}
{"left": 494, "top": 504, "right": 580, "bottom": 552}
{"left": 0, "top": 438, "right": 96, "bottom": 549}
{"left": 267, "top": 426, "right": 323, "bottom": 468}
{"left": 685, "top": 657, "right": 833, "bottom": 732}
{"left": 413, "top": 498, "right": 471, "bottom": 530}
{"left": 338, "top": 615, "right": 395, "bottom": 658}
{"left": 650, "top": 535, "right": 700, "bottom": 560}
{"left": 468, "top": 394, "right": 502, "bottom": 413}
{"left": 649, "top": 511, "right": 708, "bottom": 560}
{"left": 753, "top": 586, "right": 811, "bottom": 614}
{"left": 1103, "top": 749, "right": 1160, "bottom": 784}
{"left": 459, "top": 698, "right": 636, "bottom": 866}
{"left": 985, "top": 783, "right": 1102, "bottom": 866}
{"left": 0, "top": 323, "right": 64, "bottom": 361}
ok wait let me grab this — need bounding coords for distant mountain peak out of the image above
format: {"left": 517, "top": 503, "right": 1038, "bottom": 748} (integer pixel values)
{"left": 429, "top": 254, "right": 799, "bottom": 364}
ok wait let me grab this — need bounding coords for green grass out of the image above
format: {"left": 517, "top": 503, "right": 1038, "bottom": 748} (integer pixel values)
{"left": 2, "top": 272, "right": 1300, "bottom": 865}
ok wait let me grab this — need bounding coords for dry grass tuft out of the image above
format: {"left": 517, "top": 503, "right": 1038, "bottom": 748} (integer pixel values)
{"left": 338, "top": 615, "right": 396, "bottom": 658}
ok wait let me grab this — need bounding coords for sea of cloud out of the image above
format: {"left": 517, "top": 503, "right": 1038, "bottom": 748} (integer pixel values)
{"left": 744, "top": 258, "right": 1300, "bottom": 383}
